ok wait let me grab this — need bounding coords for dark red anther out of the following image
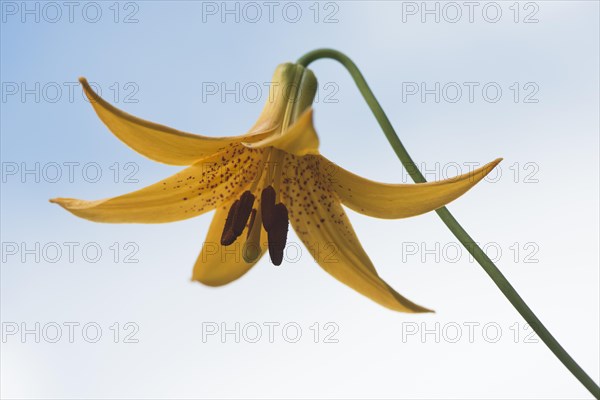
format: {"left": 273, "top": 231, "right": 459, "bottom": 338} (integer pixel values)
{"left": 261, "top": 185, "right": 276, "bottom": 232}
{"left": 267, "top": 203, "right": 289, "bottom": 266}
{"left": 220, "top": 200, "right": 240, "bottom": 246}
{"left": 233, "top": 191, "right": 255, "bottom": 237}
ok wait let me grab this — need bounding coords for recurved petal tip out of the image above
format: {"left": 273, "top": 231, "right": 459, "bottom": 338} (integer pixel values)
{"left": 412, "top": 305, "right": 435, "bottom": 314}
{"left": 49, "top": 197, "right": 76, "bottom": 207}
{"left": 49, "top": 197, "right": 67, "bottom": 205}
{"left": 480, "top": 157, "right": 503, "bottom": 178}
{"left": 78, "top": 77, "right": 94, "bottom": 96}
{"left": 491, "top": 157, "right": 503, "bottom": 167}
{"left": 388, "top": 285, "right": 435, "bottom": 313}
{"left": 78, "top": 77, "right": 96, "bottom": 99}
{"left": 463, "top": 157, "right": 503, "bottom": 182}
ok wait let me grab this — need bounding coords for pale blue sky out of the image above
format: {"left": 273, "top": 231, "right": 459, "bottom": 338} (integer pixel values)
{"left": 1, "top": 1, "right": 599, "bottom": 399}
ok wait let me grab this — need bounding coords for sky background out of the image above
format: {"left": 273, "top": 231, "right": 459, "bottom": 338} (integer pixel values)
{"left": 1, "top": 1, "right": 599, "bottom": 399}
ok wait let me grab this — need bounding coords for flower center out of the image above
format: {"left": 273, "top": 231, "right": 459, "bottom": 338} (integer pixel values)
{"left": 218, "top": 63, "right": 315, "bottom": 266}
{"left": 219, "top": 183, "right": 289, "bottom": 266}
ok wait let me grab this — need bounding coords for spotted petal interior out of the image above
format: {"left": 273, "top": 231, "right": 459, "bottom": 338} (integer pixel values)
{"left": 51, "top": 145, "right": 265, "bottom": 223}
{"left": 280, "top": 153, "right": 432, "bottom": 313}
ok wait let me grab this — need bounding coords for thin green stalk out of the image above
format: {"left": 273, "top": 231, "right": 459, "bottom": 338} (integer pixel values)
{"left": 297, "top": 48, "right": 600, "bottom": 399}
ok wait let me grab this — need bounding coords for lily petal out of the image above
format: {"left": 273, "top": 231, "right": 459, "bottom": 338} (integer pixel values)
{"left": 80, "top": 78, "right": 272, "bottom": 166}
{"left": 321, "top": 157, "right": 502, "bottom": 219}
{"left": 242, "top": 108, "right": 320, "bottom": 156}
{"left": 192, "top": 201, "right": 266, "bottom": 286}
{"left": 50, "top": 146, "right": 263, "bottom": 223}
{"left": 281, "top": 154, "right": 432, "bottom": 313}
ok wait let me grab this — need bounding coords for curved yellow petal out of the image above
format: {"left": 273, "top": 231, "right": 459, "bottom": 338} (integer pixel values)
{"left": 80, "top": 78, "right": 272, "bottom": 166}
{"left": 321, "top": 157, "right": 502, "bottom": 219}
{"left": 281, "top": 154, "right": 432, "bottom": 313}
{"left": 243, "top": 107, "right": 319, "bottom": 157}
{"left": 192, "top": 201, "right": 266, "bottom": 286}
{"left": 50, "top": 146, "right": 264, "bottom": 223}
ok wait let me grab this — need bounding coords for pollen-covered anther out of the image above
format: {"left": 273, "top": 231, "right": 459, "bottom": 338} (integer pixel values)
{"left": 233, "top": 191, "right": 255, "bottom": 237}
{"left": 267, "top": 203, "right": 289, "bottom": 266}
{"left": 261, "top": 185, "right": 276, "bottom": 231}
{"left": 220, "top": 200, "right": 240, "bottom": 246}
{"left": 220, "top": 191, "right": 255, "bottom": 246}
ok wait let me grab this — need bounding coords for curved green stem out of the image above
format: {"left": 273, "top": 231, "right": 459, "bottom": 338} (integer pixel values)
{"left": 297, "top": 48, "right": 600, "bottom": 399}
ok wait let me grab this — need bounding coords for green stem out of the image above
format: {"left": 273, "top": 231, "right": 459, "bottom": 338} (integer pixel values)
{"left": 297, "top": 48, "right": 600, "bottom": 399}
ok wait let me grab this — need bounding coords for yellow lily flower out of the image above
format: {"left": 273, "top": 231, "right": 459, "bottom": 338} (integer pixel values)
{"left": 51, "top": 63, "right": 501, "bottom": 313}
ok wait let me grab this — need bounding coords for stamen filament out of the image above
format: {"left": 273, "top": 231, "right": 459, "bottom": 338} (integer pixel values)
{"left": 242, "top": 205, "right": 263, "bottom": 263}
{"left": 242, "top": 150, "right": 274, "bottom": 262}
